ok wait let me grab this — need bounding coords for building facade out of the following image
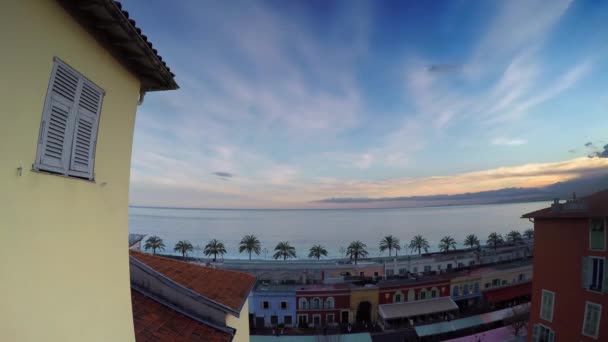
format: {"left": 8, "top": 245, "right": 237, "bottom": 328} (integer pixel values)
{"left": 296, "top": 285, "right": 351, "bottom": 327}
{"left": 0, "top": 1, "right": 176, "bottom": 341}
{"left": 250, "top": 287, "right": 297, "bottom": 328}
{"left": 524, "top": 192, "right": 608, "bottom": 342}
{"left": 378, "top": 277, "right": 451, "bottom": 305}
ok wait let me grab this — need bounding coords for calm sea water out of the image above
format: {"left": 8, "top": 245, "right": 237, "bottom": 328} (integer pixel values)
{"left": 128, "top": 202, "right": 547, "bottom": 259}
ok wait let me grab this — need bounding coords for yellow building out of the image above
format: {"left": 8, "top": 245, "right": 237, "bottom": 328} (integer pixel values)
{"left": 0, "top": 1, "right": 176, "bottom": 341}
{"left": 350, "top": 286, "right": 380, "bottom": 324}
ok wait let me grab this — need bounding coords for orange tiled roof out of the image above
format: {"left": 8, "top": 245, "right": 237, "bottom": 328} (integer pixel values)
{"left": 130, "top": 251, "right": 256, "bottom": 312}
{"left": 131, "top": 288, "right": 231, "bottom": 342}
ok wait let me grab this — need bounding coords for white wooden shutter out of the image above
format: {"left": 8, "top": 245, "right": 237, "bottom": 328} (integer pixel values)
{"left": 68, "top": 80, "right": 103, "bottom": 179}
{"left": 532, "top": 324, "right": 540, "bottom": 341}
{"left": 36, "top": 62, "right": 79, "bottom": 173}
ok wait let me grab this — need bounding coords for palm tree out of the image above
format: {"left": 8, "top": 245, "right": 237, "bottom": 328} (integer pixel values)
{"left": 523, "top": 228, "right": 534, "bottom": 240}
{"left": 438, "top": 236, "right": 457, "bottom": 252}
{"left": 409, "top": 235, "right": 430, "bottom": 255}
{"left": 174, "top": 240, "right": 193, "bottom": 259}
{"left": 346, "top": 241, "right": 369, "bottom": 265}
{"left": 379, "top": 235, "right": 401, "bottom": 257}
{"left": 144, "top": 236, "right": 165, "bottom": 255}
{"left": 463, "top": 234, "right": 480, "bottom": 249}
{"left": 273, "top": 241, "right": 297, "bottom": 260}
{"left": 507, "top": 230, "right": 523, "bottom": 244}
{"left": 204, "top": 239, "right": 227, "bottom": 262}
{"left": 308, "top": 244, "right": 328, "bottom": 260}
{"left": 487, "top": 232, "right": 504, "bottom": 251}
{"left": 239, "top": 234, "right": 261, "bottom": 260}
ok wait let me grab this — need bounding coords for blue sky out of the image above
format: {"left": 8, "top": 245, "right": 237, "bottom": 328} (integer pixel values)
{"left": 125, "top": 0, "right": 608, "bottom": 208}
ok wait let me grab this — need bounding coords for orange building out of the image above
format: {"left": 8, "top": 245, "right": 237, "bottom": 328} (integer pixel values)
{"left": 523, "top": 191, "right": 608, "bottom": 342}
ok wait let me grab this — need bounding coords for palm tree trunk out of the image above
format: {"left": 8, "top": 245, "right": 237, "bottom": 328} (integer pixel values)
{"left": 213, "top": 253, "right": 217, "bottom": 262}
{"left": 249, "top": 251, "right": 252, "bottom": 260}
{"left": 182, "top": 251, "right": 185, "bottom": 260}
{"left": 284, "top": 255, "right": 286, "bottom": 261}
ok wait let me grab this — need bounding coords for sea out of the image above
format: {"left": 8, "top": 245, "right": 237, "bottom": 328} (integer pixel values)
{"left": 128, "top": 201, "right": 548, "bottom": 260}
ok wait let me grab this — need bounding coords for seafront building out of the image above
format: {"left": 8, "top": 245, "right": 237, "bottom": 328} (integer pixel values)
{"left": 524, "top": 191, "right": 608, "bottom": 342}
{"left": 0, "top": 1, "right": 176, "bottom": 341}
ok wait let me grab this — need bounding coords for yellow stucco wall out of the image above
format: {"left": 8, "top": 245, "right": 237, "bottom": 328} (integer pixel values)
{"left": 0, "top": 1, "right": 140, "bottom": 341}
{"left": 480, "top": 265, "right": 533, "bottom": 291}
{"left": 226, "top": 299, "right": 250, "bottom": 342}
{"left": 350, "top": 288, "right": 379, "bottom": 323}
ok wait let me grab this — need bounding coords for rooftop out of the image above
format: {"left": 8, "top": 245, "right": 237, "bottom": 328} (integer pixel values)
{"left": 130, "top": 251, "right": 256, "bottom": 313}
{"left": 131, "top": 288, "right": 231, "bottom": 342}
{"left": 522, "top": 189, "right": 608, "bottom": 219}
{"left": 128, "top": 233, "right": 145, "bottom": 248}
{"left": 57, "top": 0, "right": 178, "bottom": 91}
{"left": 379, "top": 297, "right": 458, "bottom": 320}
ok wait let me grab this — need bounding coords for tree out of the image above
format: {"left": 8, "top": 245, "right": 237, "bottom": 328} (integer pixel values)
{"left": 487, "top": 232, "right": 504, "bottom": 251}
{"left": 174, "top": 240, "right": 193, "bottom": 260}
{"left": 507, "top": 230, "right": 523, "bottom": 244}
{"left": 409, "top": 235, "right": 430, "bottom": 255}
{"left": 144, "top": 236, "right": 165, "bottom": 255}
{"left": 204, "top": 239, "right": 227, "bottom": 262}
{"left": 438, "top": 236, "right": 457, "bottom": 252}
{"left": 506, "top": 303, "right": 530, "bottom": 337}
{"left": 346, "top": 241, "right": 369, "bottom": 265}
{"left": 273, "top": 241, "right": 296, "bottom": 260}
{"left": 523, "top": 228, "right": 534, "bottom": 240}
{"left": 463, "top": 234, "right": 480, "bottom": 249}
{"left": 239, "top": 234, "right": 261, "bottom": 260}
{"left": 308, "top": 244, "right": 328, "bottom": 260}
{"left": 379, "top": 235, "right": 401, "bottom": 257}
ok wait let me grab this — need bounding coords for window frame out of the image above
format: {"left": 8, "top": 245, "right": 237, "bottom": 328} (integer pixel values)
{"left": 326, "top": 313, "right": 335, "bottom": 324}
{"left": 582, "top": 301, "right": 602, "bottom": 339}
{"left": 540, "top": 289, "right": 555, "bottom": 322}
{"left": 34, "top": 57, "right": 104, "bottom": 181}
{"left": 262, "top": 301, "right": 269, "bottom": 309}
{"left": 589, "top": 218, "right": 606, "bottom": 251}
{"left": 284, "top": 315, "right": 293, "bottom": 326}
{"left": 588, "top": 256, "right": 605, "bottom": 293}
{"left": 533, "top": 323, "right": 555, "bottom": 342}
{"left": 280, "top": 301, "right": 287, "bottom": 310}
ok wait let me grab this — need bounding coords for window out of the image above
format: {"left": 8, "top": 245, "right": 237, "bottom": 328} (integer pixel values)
{"left": 386, "top": 269, "right": 394, "bottom": 276}
{"left": 474, "top": 283, "right": 479, "bottom": 293}
{"left": 462, "top": 284, "right": 469, "bottom": 294}
{"left": 492, "top": 279, "right": 500, "bottom": 286}
{"left": 590, "top": 218, "right": 606, "bottom": 250}
{"left": 501, "top": 280, "right": 508, "bottom": 286}
{"left": 270, "top": 315, "right": 278, "bottom": 325}
{"left": 453, "top": 286, "right": 459, "bottom": 296}
{"left": 458, "top": 263, "right": 464, "bottom": 268}
{"left": 447, "top": 263, "right": 452, "bottom": 270}
{"left": 325, "top": 297, "right": 335, "bottom": 309}
{"left": 263, "top": 301, "right": 269, "bottom": 309}
{"left": 582, "top": 302, "right": 602, "bottom": 338}
{"left": 424, "top": 266, "right": 431, "bottom": 272}
{"left": 532, "top": 324, "right": 555, "bottom": 342}
{"left": 485, "top": 283, "right": 490, "bottom": 289}
{"left": 540, "top": 290, "right": 555, "bottom": 322}
{"left": 281, "top": 301, "right": 287, "bottom": 309}
{"left": 393, "top": 291, "right": 403, "bottom": 303}
{"left": 398, "top": 268, "right": 407, "bottom": 275}
{"left": 313, "top": 315, "right": 321, "bottom": 326}
{"left": 437, "top": 265, "right": 442, "bottom": 270}
{"left": 35, "top": 58, "right": 104, "bottom": 180}
{"left": 284, "top": 315, "right": 292, "bottom": 326}
{"left": 299, "top": 298, "right": 308, "bottom": 310}
{"left": 374, "top": 272, "right": 379, "bottom": 276}
{"left": 413, "top": 266, "right": 418, "bottom": 273}
{"left": 419, "top": 289, "right": 427, "bottom": 300}
{"left": 469, "top": 260, "right": 475, "bottom": 266}
{"left": 518, "top": 273, "right": 525, "bottom": 281}
{"left": 583, "top": 256, "right": 606, "bottom": 292}
{"left": 431, "top": 288, "right": 437, "bottom": 298}
{"left": 312, "top": 297, "right": 321, "bottom": 309}
{"left": 407, "top": 289, "right": 415, "bottom": 301}
{"left": 326, "top": 313, "right": 334, "bottom": 324}
{"left": 359, "top": 271, "right": 364, "bottom": 276}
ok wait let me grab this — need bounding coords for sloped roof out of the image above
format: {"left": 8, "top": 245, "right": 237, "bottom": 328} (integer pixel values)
{"left": 131, "top": 288, "right": 231, "bottom": 342}
{"left": 57, "top": 0, "right": 178, "bottom": 91}
{"left": 130, "top": 251, "right": 256, "bottom": 313}
{"left": 522, "top": 189, "right": 608, "bottom": 219}
{"left": 128, "top": 234, "right": 146, "bottom": 248}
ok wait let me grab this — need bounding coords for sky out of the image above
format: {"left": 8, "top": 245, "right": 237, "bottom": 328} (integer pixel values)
{"left": 124, "top": 0, "right": 608, "bottom": 208}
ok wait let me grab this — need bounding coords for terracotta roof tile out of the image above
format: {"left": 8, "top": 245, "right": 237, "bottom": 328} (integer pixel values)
{"left": 522, "top": 189, "right": 608, "bottom": 219}
{"left": 131, "top": 288, "right": 231, "bottom": 342}
{"left": 130, "top": 251, "right": 256, "bottom": 312}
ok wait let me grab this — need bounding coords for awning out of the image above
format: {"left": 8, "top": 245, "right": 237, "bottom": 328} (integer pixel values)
{"left": 415, "top": 303, "right": 530, "bottom": 337}
{"left": 379, "top": 297, "right": 458, "bottom": 320}
{"left": 483, "top": 282, "right": 531, "bottom": 304}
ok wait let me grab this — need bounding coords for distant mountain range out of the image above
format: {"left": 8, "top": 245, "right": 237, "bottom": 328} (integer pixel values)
{"left": 314, "top": 173, "right": 608, "bottom": 208}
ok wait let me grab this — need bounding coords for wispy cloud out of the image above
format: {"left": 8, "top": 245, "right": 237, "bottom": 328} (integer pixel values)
{"left": 491, "top": 138, "right": 528, "bottom": 146}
